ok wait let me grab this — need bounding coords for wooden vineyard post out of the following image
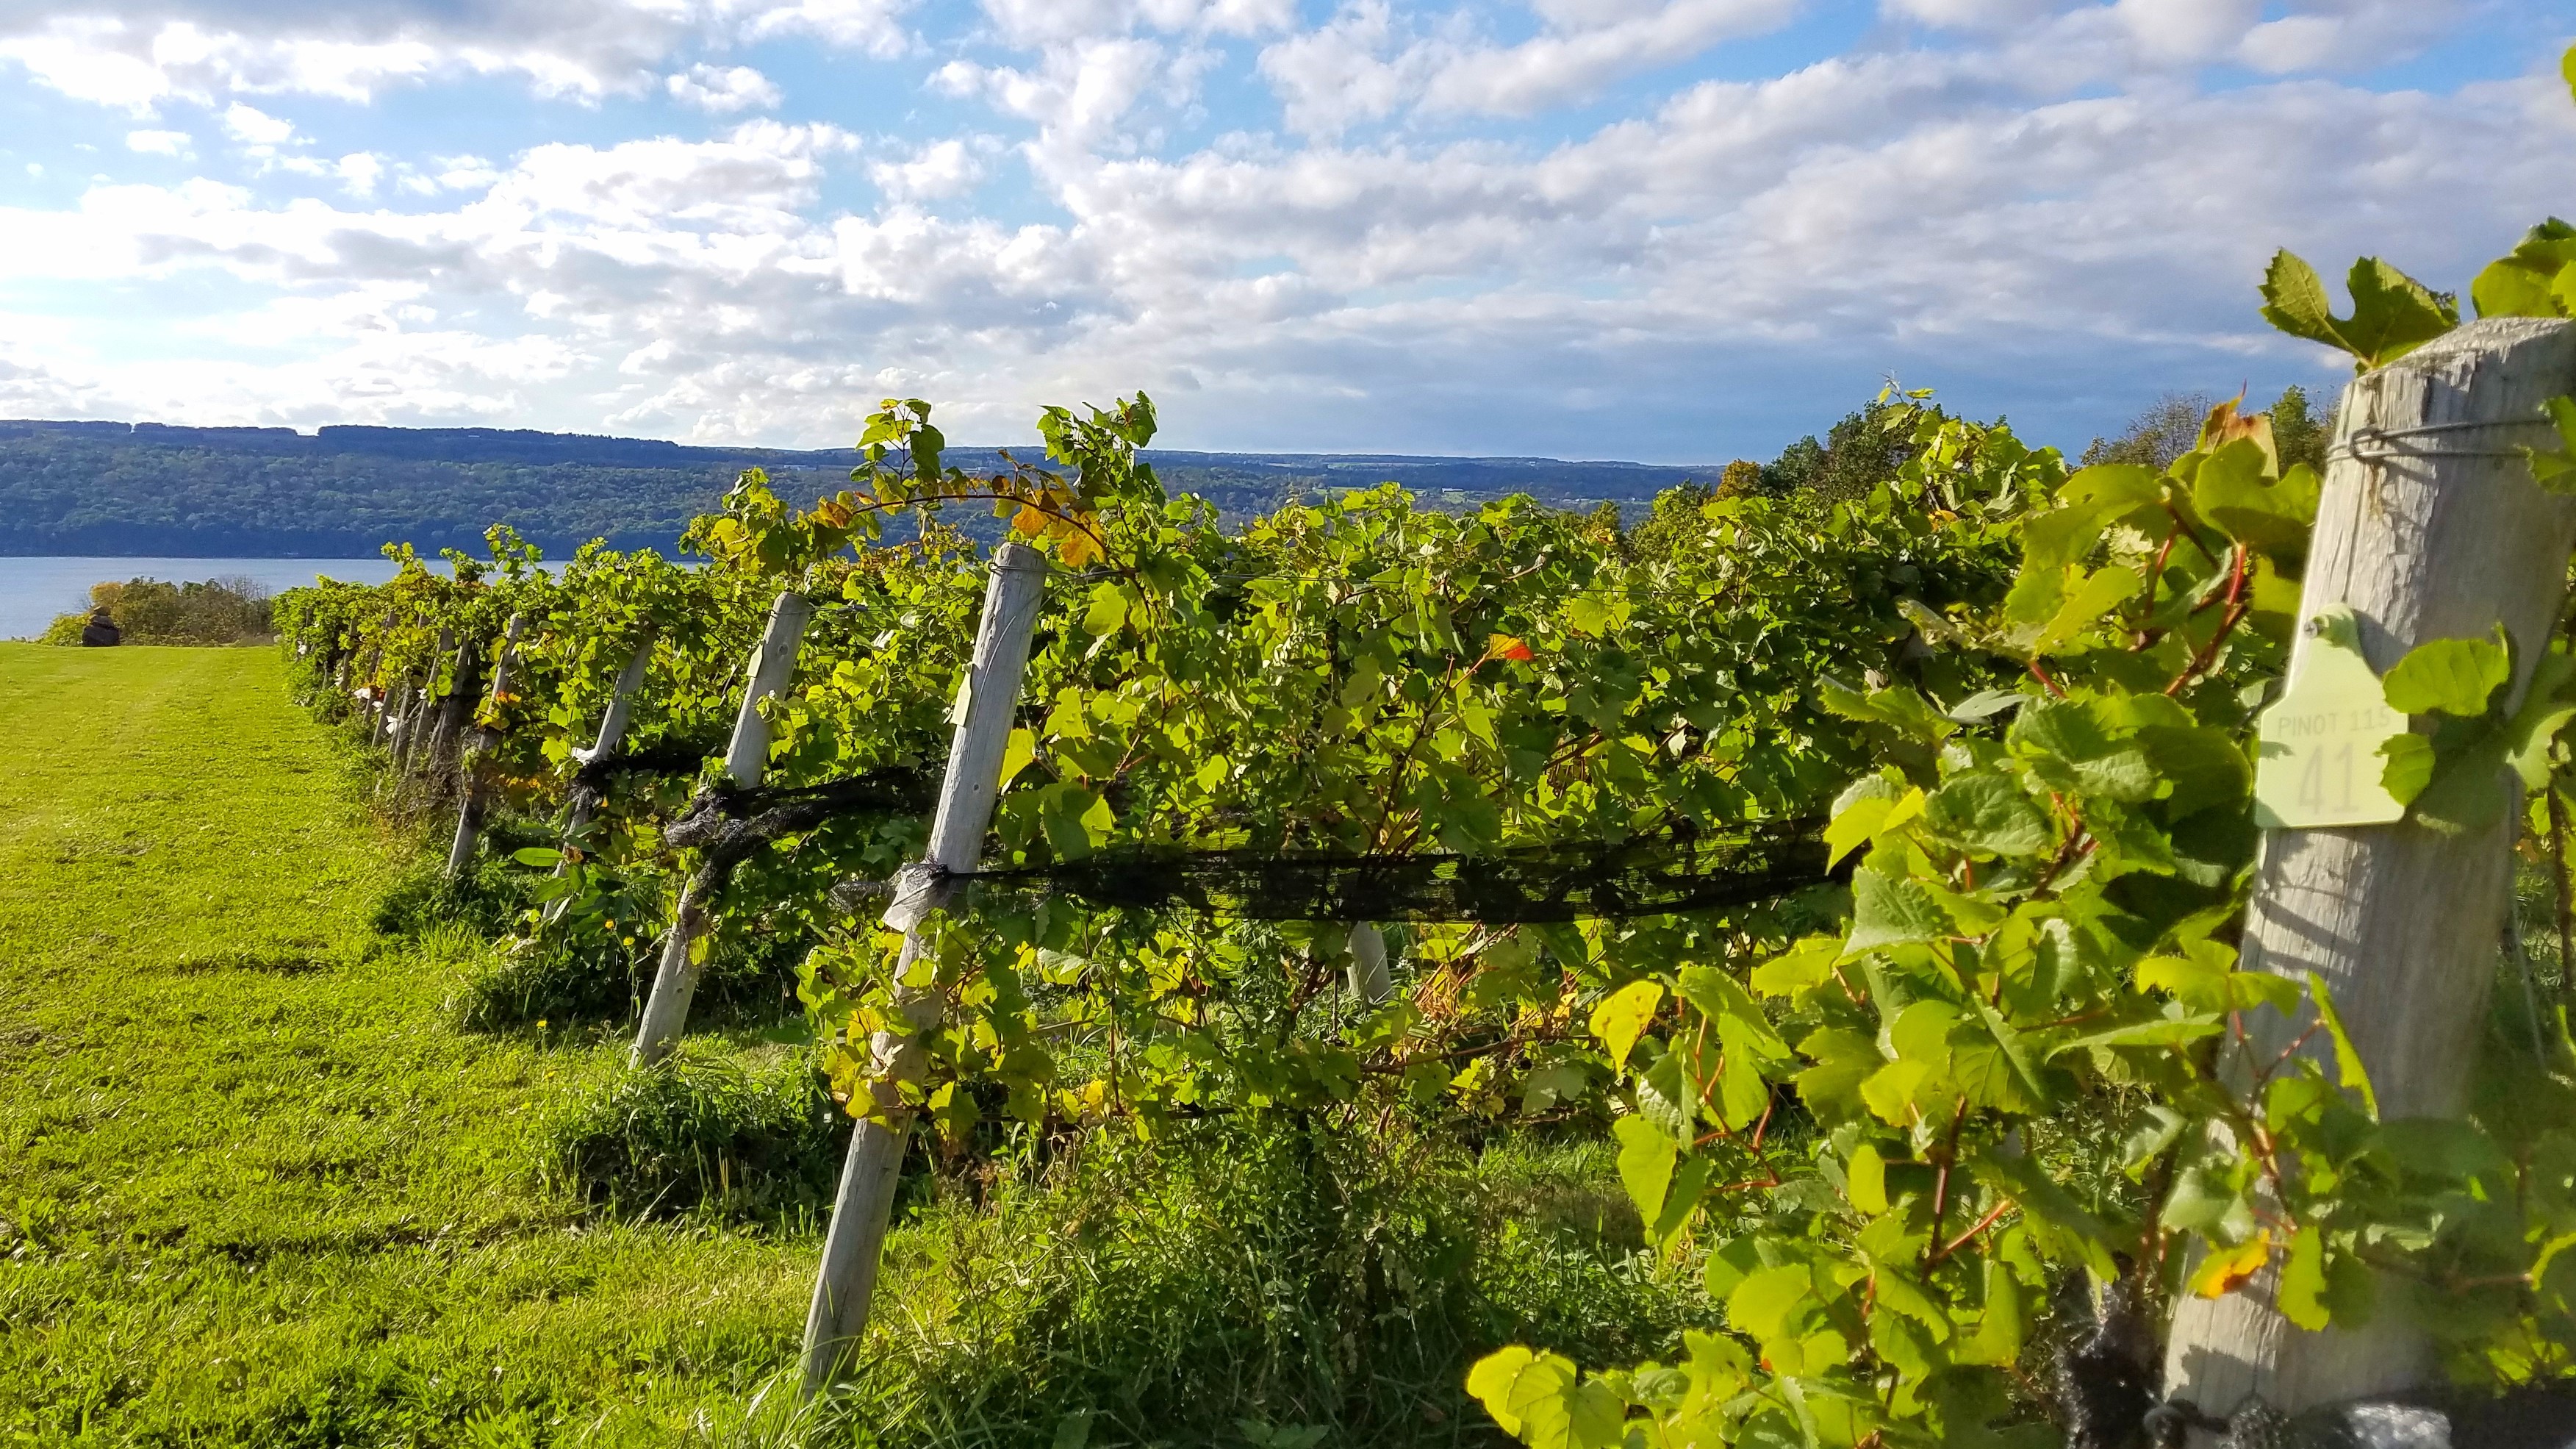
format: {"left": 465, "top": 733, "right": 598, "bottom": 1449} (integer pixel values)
{"left": 387, "top": 672, "right": 428, "bottom": 775}
{"left": 565, "top": 638, "right": 652, "bottom": 842}
{"left": 445, "top": 615, "right": 523, "bottom": 881}
{"left": 630, "top": 591, "right": 815, "bottom": 1067}
{"left": 395, "top": 627, "right": 453, "bottom": 780}
{"left": 402, "top": 682, "right": 434, "bottom": 768}
{"left": 2160, "top": 318, "right": 2576, "bottom": 1420}
{"left": 423, "top": 630, "right": 481, "bottom": 786}
{"left": 361, "top": 610, "right": 396, "bottom": 738}
{"left": 1348, "top": 923, "right": 1393, "bottom": 1003}
{"left": 799, "top": 542, "right": 1049, "bottom": 1398}
{"left": 544, "top": 637, "right": 653, "bottom": 926}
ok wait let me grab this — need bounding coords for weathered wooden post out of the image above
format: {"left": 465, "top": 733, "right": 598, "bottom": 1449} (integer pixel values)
{"left": 799, "top": 542, "right": 1049, "bottom": 1397}
{"left": 630, "top": 590, "right": 815, "bottom": 1067}
{"left": 544, "top": 638, "right": 653, "bottom": 926}
{"left": 360, "top": 610, "right": 395, "bottom": 737}
{"left": 388, "top": 673, "right": 428, "bottom": 774}
{"left": 394, "top": 627, "right": 453, "bottom": 779}
{"left": 423, "top": 630, "right": 481, "bottom": 785}
{"left": 445, "top": 615, "right": 523, "bottom": 880}
{"left": 1348, "top": 923, "right": 1393, "bottom": 1004}
{"left": 359, "top": 614, "right": 388, "bottom": 726}
{"left": 565, "top": 638, "right": 653, "bottom": 843}
{"left": 402, "top": 682, "right": 434, "bottom": 765}
{"left": 2161, "top": 318, "right": 2576, "bottom": 1417}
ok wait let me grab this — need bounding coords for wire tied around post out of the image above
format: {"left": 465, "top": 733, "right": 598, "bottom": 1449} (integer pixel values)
{"left": 2326, "top": 417, "right": 2557, "bottom": 463}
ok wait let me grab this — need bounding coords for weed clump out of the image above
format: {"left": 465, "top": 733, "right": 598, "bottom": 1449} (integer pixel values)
{"left": 449, "top": 934, "right": 647, "bottom": 1030}
{"left": 370, "top": 856, "right": 534, "bottom": 940}
{"left": 544, "top": 1051, "right": 844, "bottom": 1222}
{"left": 820, "top": 1123, "right": 1704, "bottom": 1448}
{"left": 450, "top": 923, "right": 803, "bottom": 1032}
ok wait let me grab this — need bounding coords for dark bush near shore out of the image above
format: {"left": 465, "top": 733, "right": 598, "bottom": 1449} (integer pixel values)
{"left": 43, "top": 576, "right": 275, "bottom": 645}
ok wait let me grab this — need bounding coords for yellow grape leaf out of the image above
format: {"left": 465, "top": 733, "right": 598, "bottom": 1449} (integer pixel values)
{"left": 1059, "top": 529, "right": 1100, "bottom": 569}
{"left": 1588, "top": 980, "right": 1665, "bottom": 1067}
{"left": 1749, "top": 936, "right": 1840, "bottom": 998}
{"left": 997, "top": 727, "right": 1038, "bottom": 791}
{"left": 2190, "top": 1231, "right": 2272, "bottom": 1299}
{"left": 1846, "top": 1142, "right": 1888, "bottom": 1215}
{"left": 1726, "top": 1264, "right": 1812, "bottom": 1341}
{"left": 1824, "top": 787, "right": 1923, "bottom": 866}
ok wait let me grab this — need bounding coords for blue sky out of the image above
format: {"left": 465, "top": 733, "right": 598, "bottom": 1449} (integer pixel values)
{"left": 0, "top": 0, "right": 2572, "bottom": 464}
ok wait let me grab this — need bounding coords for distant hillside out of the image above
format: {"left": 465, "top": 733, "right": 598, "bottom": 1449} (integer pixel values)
{"left": 0, "top": 419, "right": 1718, "bottom": 557}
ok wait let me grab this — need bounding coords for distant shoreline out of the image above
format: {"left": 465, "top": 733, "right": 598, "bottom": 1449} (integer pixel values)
{"left": 0, "top": 556, "right": 417, "bottom": 641}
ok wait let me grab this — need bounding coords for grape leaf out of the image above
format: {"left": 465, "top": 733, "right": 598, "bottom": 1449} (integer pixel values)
{"left": 2382, "top": 629, "right": 2511, "bottom": 718}
{"left": 2260, "top": 251, "right": 2458, "bottom": 371}
{"left": 1588, "top": 980, "right": 1665, "bottom": 1067}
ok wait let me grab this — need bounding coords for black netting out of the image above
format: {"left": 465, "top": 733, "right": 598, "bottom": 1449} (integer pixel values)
{"left": 941, "top": 820, "right": 1835, "bottom": 923}
{"left": 569, "top": 738, "right": 733, "bottom": 795}
{"left": 665, "top": 768, "right": 941, "bottom": 875}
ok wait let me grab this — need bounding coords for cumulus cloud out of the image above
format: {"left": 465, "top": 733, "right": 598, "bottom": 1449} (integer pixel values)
{"left": 869, "top": 137, "right": 991, "bottom": 201}
{"left": 125, "top": 128, "right": 192, "bottom": 155}
{"left": 935, "top": 36, "right": 1171, "bottom": 152}
{"left": 0, "top": 0, "right": 2567, "bottom": 457}
{"left": 1879, "top": 0, "right": 2055, "bottom": 28}
{"left": 0, "top": 0, "right": 914, "bottom": 110}
{"left": 975, "top": 0, "right": 1296, "bottom": 48}
{"left": 337, "top": 152, "right": 384, "bottom": 196}
{"left": 1261, "top": 0, "right": 1802, "bottom": 135}
{"left": 221, "top": 101, "right": 296, "bottom": 147}
{"left": 2234, "top": 0, "right": 2461, "bottom": 74}
{"left": 666, "top": 62, "right": 783, "bottom": 112}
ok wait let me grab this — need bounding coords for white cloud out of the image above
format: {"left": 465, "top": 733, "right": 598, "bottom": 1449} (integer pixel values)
{"left": 1879, "top": 0, "right": 2053, "bottom": 28}
{"left": 479, "top": 121, "right": 859, "bottom": 231}
{"left": 1426, "top": 0, "right": 1804, "bottom": 115}
{"left": 337, "top": 152, "right": 385, "bottom": 196}
{"left": 936, "top": 37, "right": 1171, "bottom": 152}
{"left": 125, "top": 128, "right": 193, "bottom": 156}
{"left": 870, "top": 137, "right": 991, "bottom": 201}
{"left": 976, "top": 0, "right": 1296, "bottom": 48}
{"left": 221, "top": 101, "right": 297, "bottom": 147}
{"left": 2235, "top": 1, "right": 2460, "bottom": 74}
{"left": 0, "top": 1, "right": 915, "bottom": 110}
{"left": 666, "top": 62, "right": 783, "bottom": 112}
{"left": 1255, "top": 2, "right": 1427, "bottom": 134}
{"left": 1261, "top": 0, "right": 1801, "bottom": 134}
{"left": 736, "top": 0, "right": 914, "bottom": 54}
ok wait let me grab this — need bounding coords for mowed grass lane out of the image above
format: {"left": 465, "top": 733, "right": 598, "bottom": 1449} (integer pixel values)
{"left": 0, "top": 645, "right": 808, "bottom": 1447}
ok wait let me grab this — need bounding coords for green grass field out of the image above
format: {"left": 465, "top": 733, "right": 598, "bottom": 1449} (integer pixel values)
{"left": 0, "top": 644, "right": 1682, "bottom": 1448}
{"left": 0, "top": 645, "right": 811, "bottom": 1445}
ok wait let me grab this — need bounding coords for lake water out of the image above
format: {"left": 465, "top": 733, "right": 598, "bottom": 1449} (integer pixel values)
{"left": 0, "top": 557, "right": 409, "bottom": 640}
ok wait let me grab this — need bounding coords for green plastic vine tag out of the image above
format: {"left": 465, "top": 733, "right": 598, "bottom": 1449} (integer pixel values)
{"left": 2254, "top": 605, "right": 2407, "bottom": 829}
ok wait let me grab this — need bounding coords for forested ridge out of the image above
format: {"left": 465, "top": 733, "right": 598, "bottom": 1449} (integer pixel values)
{"left": 0, "top": 418, "right": 1718, "bottom": 557}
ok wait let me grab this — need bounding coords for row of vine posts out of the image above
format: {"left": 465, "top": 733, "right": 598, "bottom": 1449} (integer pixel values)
{"left": 287, "top": 302, "right": 2576, "bottom": 1442}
